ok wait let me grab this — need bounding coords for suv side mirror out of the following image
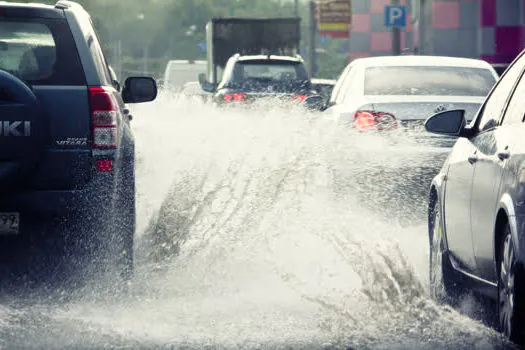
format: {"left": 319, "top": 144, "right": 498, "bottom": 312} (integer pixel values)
{"left": 113, "top": 80, "right": 121, "bottom": 92}
{"left": 122, "top": 77, "right": 157, "bottom": 103}
{"left": 303, "top": 95, "right": 326, "bottom": 111}
{"left": 425, "top": 109, "right": 466, "bottom": 136}
{"left": 198, "top": 73, "right": 216, "bottom": 93}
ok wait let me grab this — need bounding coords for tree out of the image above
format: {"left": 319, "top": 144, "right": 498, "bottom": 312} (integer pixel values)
{"left": 12, "top": 0, "right": 346, "bottom": 78}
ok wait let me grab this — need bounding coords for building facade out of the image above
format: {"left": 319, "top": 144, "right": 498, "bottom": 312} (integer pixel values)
{"left": 347, "top": 0, "right": 525, "bottom": 64}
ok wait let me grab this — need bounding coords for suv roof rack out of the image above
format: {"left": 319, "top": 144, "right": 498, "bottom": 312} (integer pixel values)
{"left": 55, "top": 0, "right": 78, "bottom": 9}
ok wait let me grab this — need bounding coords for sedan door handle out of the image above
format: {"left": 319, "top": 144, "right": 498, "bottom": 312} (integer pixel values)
{"left": 498, "top": 150, "right": 510, "bottom": 160}
{"left": 468, "top": 152, "right": 478, "bottom": 164}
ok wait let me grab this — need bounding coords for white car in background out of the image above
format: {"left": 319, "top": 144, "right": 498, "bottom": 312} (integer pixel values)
{"left": 162, "top": 59, "right": 207, "bottom": 93}
{"left": 324, "top": 55, "right": 499, "bottom": 146}
{"left": 322, "top": 55, "right": 500, "bottom": 223}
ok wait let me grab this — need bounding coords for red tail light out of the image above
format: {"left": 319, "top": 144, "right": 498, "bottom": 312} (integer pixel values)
{"left": 354, "top": 111, "right": 375, "bottom": 130}
{"left": 89, "top": 87, "right": 118, "bottom": 148}
{"left": 97, "top": 159, "right": 113, "bottom": 172}
{"left": 294, "top": 94, "right": 307, "bottom": 102}
{"left": 223, "top": 93, "right": 247, "bottom": 102}
{"left": 353, "top": 110, "right": 397, "bottom": 131}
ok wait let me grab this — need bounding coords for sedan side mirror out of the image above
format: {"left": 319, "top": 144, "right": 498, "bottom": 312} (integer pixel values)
{"left": 425, "top": 109, "right": 467, "bottom": 137}
{"left": 303, "top": 95, "right": 326, "bottom": 111}
{"left": 122, "top": 77, "right": 157, "bottom": 103}
{"left": 198, "top": 73, "right": 216, "bottom": 93}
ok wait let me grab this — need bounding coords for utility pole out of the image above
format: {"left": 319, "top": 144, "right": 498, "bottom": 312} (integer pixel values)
{"left": 309, "top": 0, "right": 317, "bottom": 78}
{"left": 391, "top": 0, "right": 401, "bottom": 55}
{"left": 294, "top": 0, "right": 299, "bottom": 16}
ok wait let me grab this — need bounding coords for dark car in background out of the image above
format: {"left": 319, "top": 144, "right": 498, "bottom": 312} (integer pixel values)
{"left": 426, "top": 48, "right": 525, "bottom": 347}
{"left": 311, "top": 78, "right": 335, "bottom": 102}
{"left": 0, "top": 0, "right": 157, "bottom": 286}
{"left": 206, "top": 54, "right": 316, "bottom": 106}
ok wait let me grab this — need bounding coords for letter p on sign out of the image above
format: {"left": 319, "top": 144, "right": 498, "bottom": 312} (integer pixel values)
{"left": 384, "top": 5, "right": 407, "bottom": 28}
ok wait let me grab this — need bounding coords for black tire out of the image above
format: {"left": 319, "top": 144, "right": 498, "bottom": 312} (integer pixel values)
{"left": 429, "top": 199, "right": 463, "bottom": 305}
{"left": 82, "top": 159, "right": 135, "bottom": 290}
{"left": 498, "top": 225, "right": 525, "bottom": 346}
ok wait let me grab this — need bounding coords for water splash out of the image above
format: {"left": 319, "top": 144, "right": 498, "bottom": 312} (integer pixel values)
{"left": 0, "top": 96, "right": 515, "bottom": 349}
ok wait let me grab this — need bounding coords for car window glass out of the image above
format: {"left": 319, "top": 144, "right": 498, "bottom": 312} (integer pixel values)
{"left": 334, "top": 69, "right": 352, "bottom": 104}
{"left": 364, "top": 66, "right": 496, "bottom": 96}
{"left": 330, "top": 64, "right": 351, "bottom": 103}
{"left": 88, "top": 19, "right": 112, "bottom": 85}
{"left": 77, "top": 12, "right": 111, "bottom": 85}
{"left": 341, "top": 69, "right": 358, "bottom": 104}
{"left": 502, "top": 69, "right": 525, "bottom": 125}
{"left": 0, "top": 19, "right": 85, "bottom": 85}
{"left": 220, "top": 60, "right": 310, "bottom": 92}
{"left": 478, "top": 56, "right": 525, "bottom": 131}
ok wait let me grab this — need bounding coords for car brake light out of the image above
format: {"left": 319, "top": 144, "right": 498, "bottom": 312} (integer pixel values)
{"left": 354, "top": 111, "right": 376, "bottom": 130}
{"left": 89, "top": 87, "right": 118, "bottom": 149}
{"left": 97, "top": 159, "right": 113, "bottom": 172}
{"left": 223, "top": 93, "right": 247, "bottom": 102}
{"left": 294, "top": 94, "right": 307, "bottom": 102}
{"left": 353, "top": 110, "right": 397, "bottom": 131}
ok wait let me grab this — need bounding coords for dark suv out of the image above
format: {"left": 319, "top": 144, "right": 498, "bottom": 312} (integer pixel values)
{"left": 212, "top": 54, "right": 315, "bottom": 105}
{"left": 0, "top": 1, "right": 157, "bottom": 284}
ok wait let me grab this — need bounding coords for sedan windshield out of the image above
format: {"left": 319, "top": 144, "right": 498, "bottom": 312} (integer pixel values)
{"left": 364, "top": 66, "right": 497, "bottom": 96}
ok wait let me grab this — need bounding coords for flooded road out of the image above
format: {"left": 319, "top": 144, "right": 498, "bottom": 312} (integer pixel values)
{"left": 0, "top": 95, "right": 517, "bottom": 349}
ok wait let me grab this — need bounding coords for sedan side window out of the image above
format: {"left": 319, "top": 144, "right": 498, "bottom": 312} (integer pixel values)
{"left": 334, "top": 67, "right": 355, "bottom": 105}
{"left": 477, "top": 57, "right": 525, "bottom": 132}
{"left": 502, "top": 69, "right": 525, "bottom": 125}
{"left": 330, "top": 64, "right": 351, "bottom": 104}
{"left": 341, "top": 69, "right": 357, "bottom": 104}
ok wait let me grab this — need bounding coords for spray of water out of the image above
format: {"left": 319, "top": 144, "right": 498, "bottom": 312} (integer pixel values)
{"left": 0, "top": 94, "right": 515, "bottom": 349}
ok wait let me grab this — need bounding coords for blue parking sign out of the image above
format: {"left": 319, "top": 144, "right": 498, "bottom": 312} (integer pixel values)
{"left": 384, "top": 5, "right": 407, "bottom": 28}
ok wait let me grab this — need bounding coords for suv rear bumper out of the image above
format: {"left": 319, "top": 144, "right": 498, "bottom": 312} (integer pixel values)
{"left": 0, "top": 173, "right": 116, "bottom": 214}
{"left": 0, "top": 172, "right": 119, "bottom": 241}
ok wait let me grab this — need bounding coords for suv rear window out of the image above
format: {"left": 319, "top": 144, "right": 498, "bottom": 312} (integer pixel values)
{"left": 232, "top": 60, "right": 308, "bottom": 82}
{"left": 0, "top": 19, "right": 85, "bottom": 85}
{"left": 364, "top": 66, "right": 496, "bottom": 96}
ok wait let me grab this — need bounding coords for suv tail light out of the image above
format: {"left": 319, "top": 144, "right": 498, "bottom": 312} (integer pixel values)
{"left": 294, "top": 94, "right": 307, "bottom": 102}
{"left": 353, "top": 110, "right": 397, "bottom": 131}
{"left": 89, "top": 87, "right": 118, "bottom": 148}
{"left": 224, "top": 93, "right": 247, "bottom": 102}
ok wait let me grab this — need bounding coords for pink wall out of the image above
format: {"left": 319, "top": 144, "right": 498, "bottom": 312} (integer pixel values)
{"left": 479, "top": 0, "right": 525, "bottom": 64}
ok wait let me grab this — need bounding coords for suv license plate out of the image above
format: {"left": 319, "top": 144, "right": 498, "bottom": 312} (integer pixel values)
{"left": 0, "top": 213, "right": 19, "bottom": 234}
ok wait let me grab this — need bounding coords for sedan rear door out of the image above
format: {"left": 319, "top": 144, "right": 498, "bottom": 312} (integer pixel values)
{"left": 445, "top": 57, "right": 525, "bottom": 273}
{"left": 471, "top": 55, "right": 525, "bottom": 282}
